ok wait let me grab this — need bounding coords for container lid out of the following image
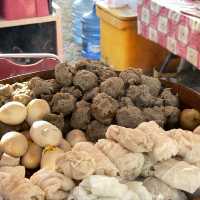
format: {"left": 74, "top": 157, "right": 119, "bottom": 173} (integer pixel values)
{"left": 96, "top": 1, "right": 137, "bottom": 20}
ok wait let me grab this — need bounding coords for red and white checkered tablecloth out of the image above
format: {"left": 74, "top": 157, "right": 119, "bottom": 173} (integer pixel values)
{"left": 137, "top": 0, "right": 200, "bottom": 69}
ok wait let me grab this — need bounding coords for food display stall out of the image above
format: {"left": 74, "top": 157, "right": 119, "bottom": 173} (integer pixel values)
{"left": 1, "top": 1, "right": 200, "bottom": 200}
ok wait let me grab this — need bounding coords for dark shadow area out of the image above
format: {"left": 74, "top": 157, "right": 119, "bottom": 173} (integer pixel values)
{"left": 0, "top": 22, "right": 56, "bottom": 64}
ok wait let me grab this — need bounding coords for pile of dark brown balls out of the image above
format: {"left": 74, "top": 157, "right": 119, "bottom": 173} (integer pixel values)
{"left": 28, "top": 60, "right": 180, "bottom": 142}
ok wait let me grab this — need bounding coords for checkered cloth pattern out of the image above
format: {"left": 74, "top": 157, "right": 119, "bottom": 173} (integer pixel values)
{"left": 137, "top": 0, "right": 200, "bottom": 68}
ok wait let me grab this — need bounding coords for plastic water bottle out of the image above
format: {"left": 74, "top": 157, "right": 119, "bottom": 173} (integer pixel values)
{"left": 72, "top": 0, "right": 93, "bottom": 44}
{"left": 81, "top": 5, "right": 100, "bottom": 60}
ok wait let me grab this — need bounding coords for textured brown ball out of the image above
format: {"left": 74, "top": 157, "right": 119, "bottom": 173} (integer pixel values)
{"left": 83, "top": 87, "right": 100, "bottom": 101}
{"left": 116, "top": 106, "right": 144, "bottom": 128}
{"left": 51, "top": 93, "right": 76, "bottom": 115}
{"left": 100, "top": 77, "right": 125, "bottom": 98}
{"left": 61, "top": 86, "right": 82, "bottom": 99}
{"left": 142, "top": 75, "right": 161, "bottom": 96}
{"left": 73, "top": 70, "right": 98, "bottom": 91}
{"left": 91, "top": 93, "right": 119, "bottom": 125}
{"left": 28, "top": 77, "right": 53, "bottom": 96}
{"left": 161, "top": 88, "right": 179, "bottom": 107}
{"left": 55, "top": 63, "right": 73, "bottom": 86}
{"left": 119, "top": 97, "right": 134, "bottom": 107}
{"left": 97, "top": 68, "right": 118, "bottom": 81}
{"left": 127, "top": 85, "right": 154, "bottom": 108}
{"left": 87, "top": 120, "right": 108, "bottom": 142}
{"left": 143, "top": 107, "right": 166, "bottom": 127}
{"left": 119, "top": 69, "right": 142, "bottom": 85}
{"left": 164, "top": 106, "right": 180, "bottom": 129}
{"left": 70, "top": 100, "right": 91, "bottom": 130}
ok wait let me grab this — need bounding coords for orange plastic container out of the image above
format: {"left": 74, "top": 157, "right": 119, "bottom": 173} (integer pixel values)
{"left": 96, "top": 2, "right": 168, "bottom": 72}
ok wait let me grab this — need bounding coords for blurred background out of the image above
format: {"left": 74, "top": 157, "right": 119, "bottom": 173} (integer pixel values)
{"left": 55, "top": 0, "right": 82, "bottom": 62}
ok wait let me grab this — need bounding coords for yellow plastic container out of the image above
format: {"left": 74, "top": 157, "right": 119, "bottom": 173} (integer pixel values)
{"left": 96, "top": 2, "right": 168, "bottom": 72}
